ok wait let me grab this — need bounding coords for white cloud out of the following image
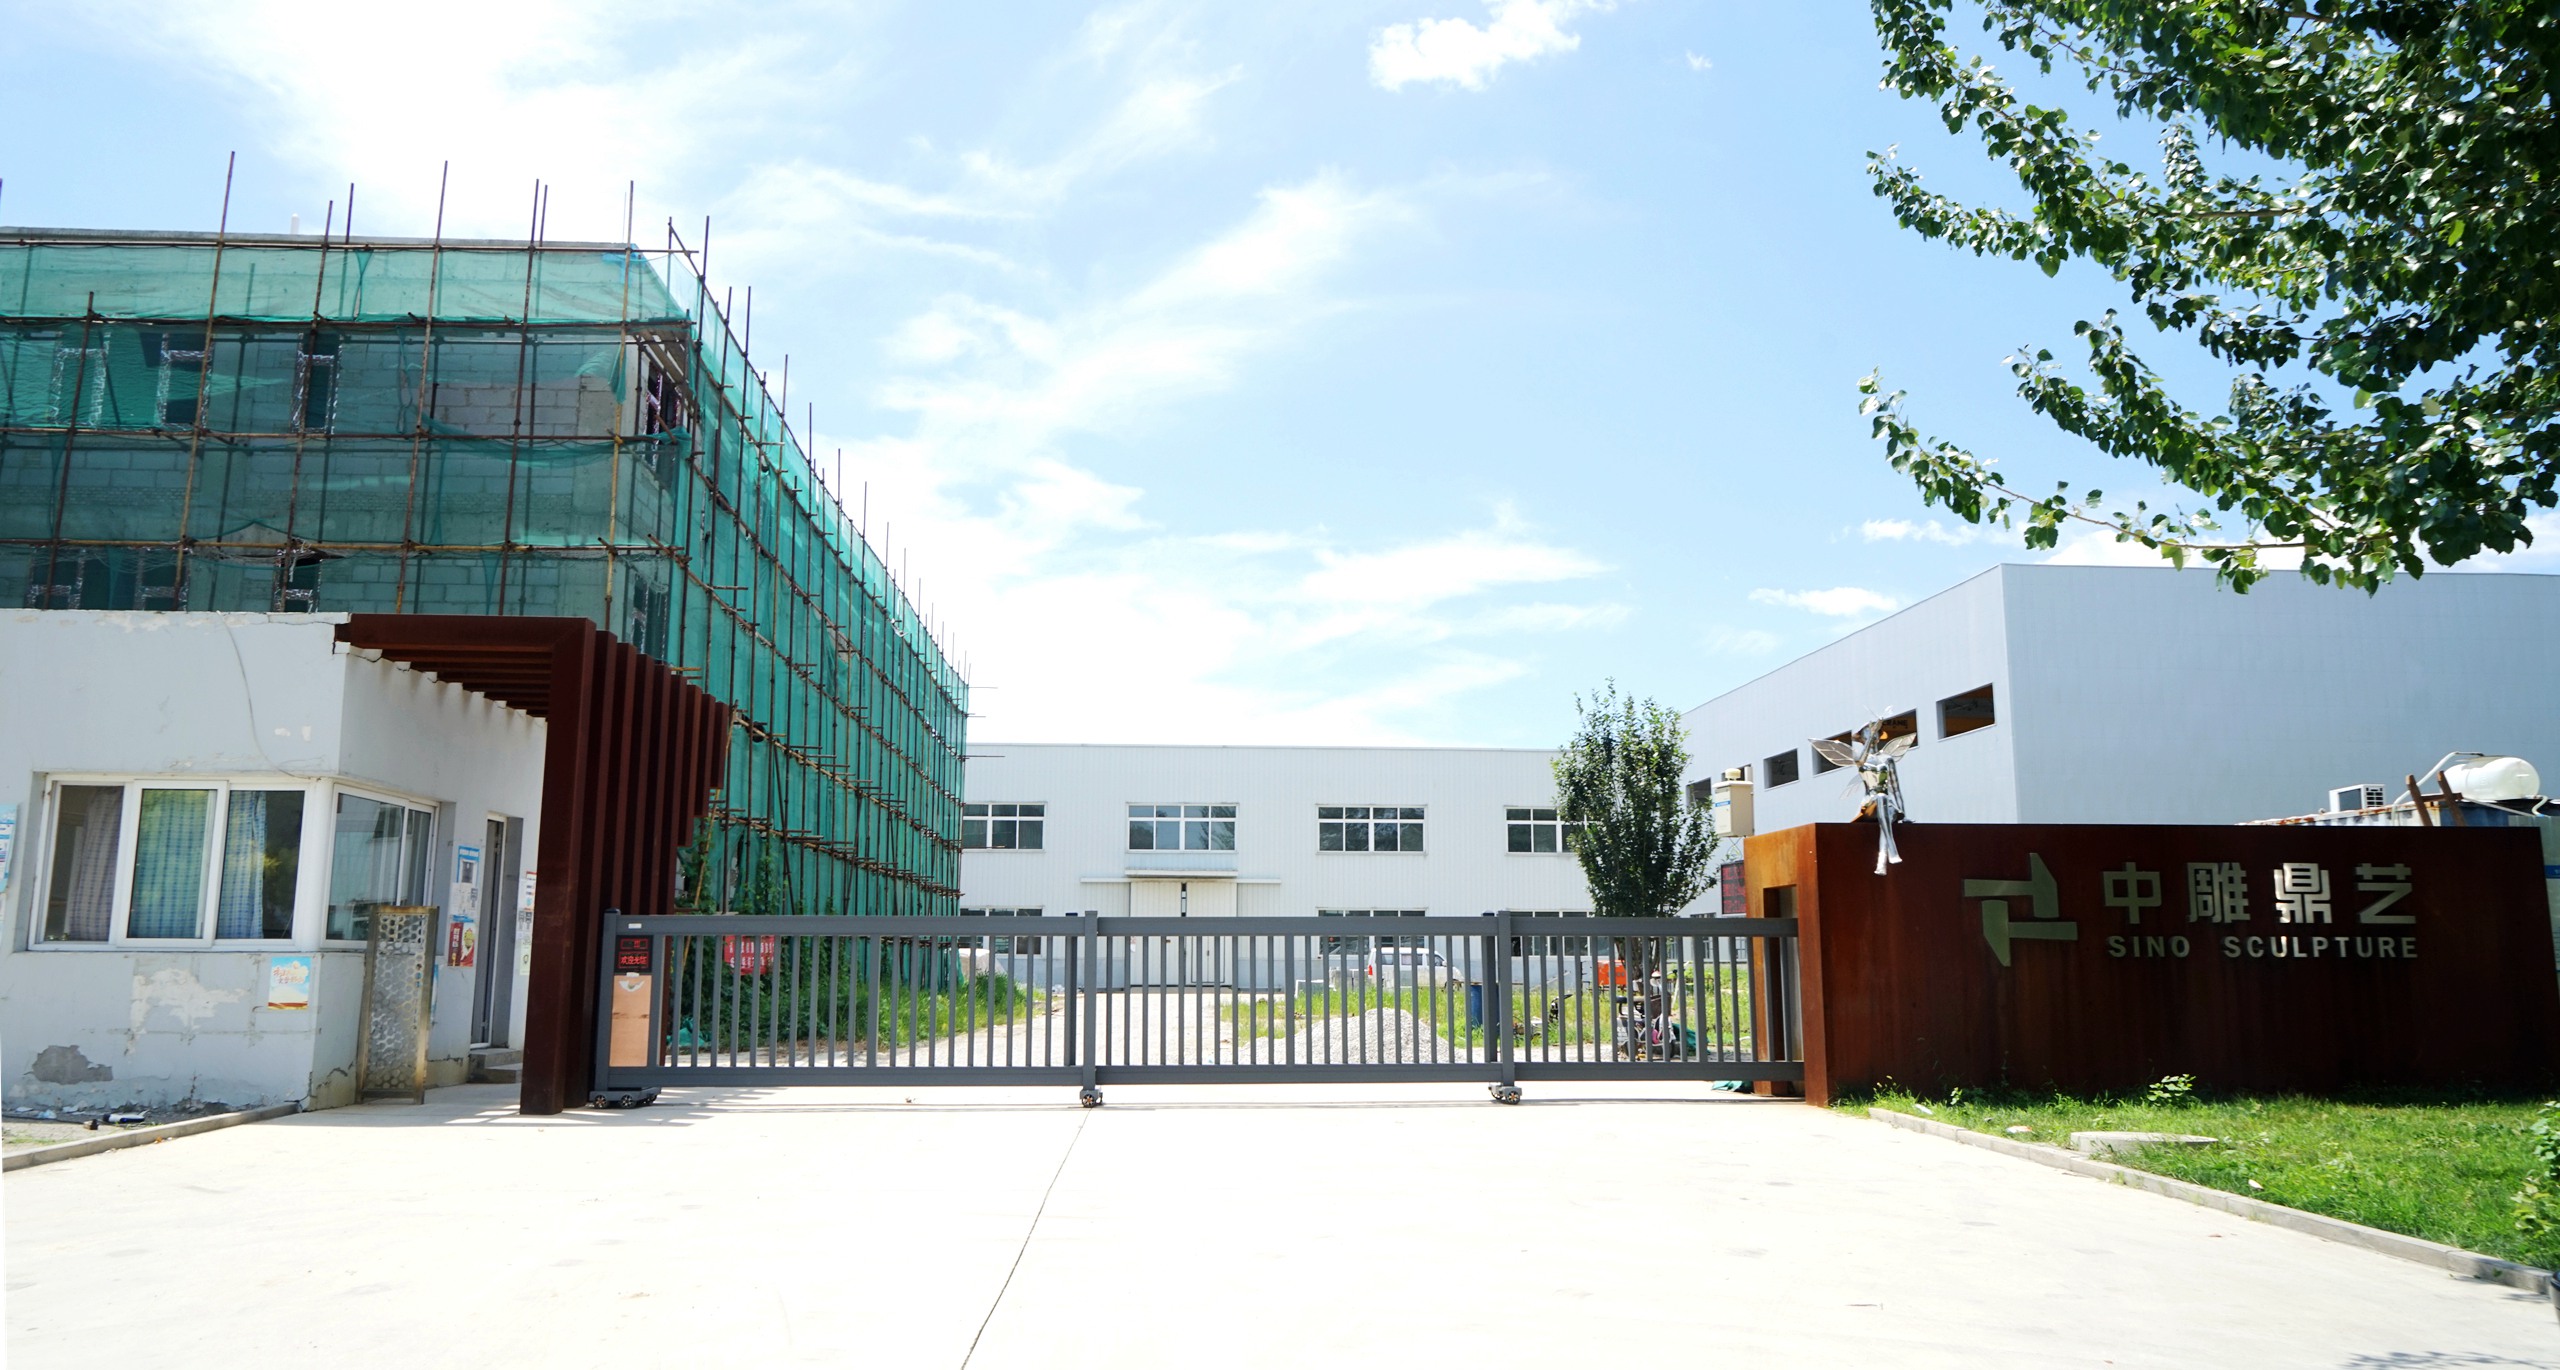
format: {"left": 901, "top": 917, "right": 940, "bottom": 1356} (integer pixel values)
{"left": 1369, "top": 0, "right": 1611, "bottom": 92}
{"left": 1465, "top": 602, "right": 1630, "bottom": 634}
{"left": 83, "top": 0, "right": 824, "bottom": 241}
{"left": 1749, "top": 586, "right": 1901, "bottom": 619}
{"left": 2039, "top": 527, "right": 2220, "bottom": 568}
{"left": 874, "top": 172, "right": 1410, "bottom": 457}
{"left": 1859, "top": 517, "right": 2000, "bottom": 547}
{"left": 1706, "top": 626, "right": 1780, "bottom": 656}
{"left": 2449, "top": 513, "right": 2560, "bottom": 573}
{"left": 960, "top": 67, "right": 1241, "bottom": 203}
{"left": 83, "top": 2, "right": 1619, "bottom": 745}
{"left": 834, "top": 177, "right": 1612, "bottom": 744}
{"left": 1294, "top": 516, "right": 1601, "bottom": 608}
{"left": 1685, "top": 52, "right": 1713, "bottom": 72}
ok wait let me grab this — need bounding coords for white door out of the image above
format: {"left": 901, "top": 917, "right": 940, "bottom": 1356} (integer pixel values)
{"left": 1128, "top": 879, "right": 1234, "bottom": 985}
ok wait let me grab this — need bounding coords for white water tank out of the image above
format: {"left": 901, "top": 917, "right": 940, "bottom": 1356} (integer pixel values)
{"left": 2444, "top": 756, "right": 2543, "bottom": 803}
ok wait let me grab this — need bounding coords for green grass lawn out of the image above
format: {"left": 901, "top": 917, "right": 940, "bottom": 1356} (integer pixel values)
{"left": 1219, "top": 978, "right": 1755, "bottom": 1052}
{"left": 1840, "top": 1086, "right": 2560, "bottom": 1270}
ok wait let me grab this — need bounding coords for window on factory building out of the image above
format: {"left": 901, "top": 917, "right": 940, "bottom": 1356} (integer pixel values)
{"left": 963, "top": 803, "right": 1044, "bottom": 850}
{"left": 1810, "top": 733, "right": 1853, "bottom": 774}
{"left": 1939, "top": 685, "right": 1996, "bottom": 738}
{"left": 1128, "top": 804, "right": 1236, "bottom": 851}
{"left": 1318, "top": 806, "right": 1425, "bottom": 853}
{"left": 1505, "top": 807, "right": 1583, "bottom": 854}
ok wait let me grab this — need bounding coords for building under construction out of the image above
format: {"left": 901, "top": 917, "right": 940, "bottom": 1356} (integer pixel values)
{"left": 0, "top": 224, "right": 965, "bottom": 1112}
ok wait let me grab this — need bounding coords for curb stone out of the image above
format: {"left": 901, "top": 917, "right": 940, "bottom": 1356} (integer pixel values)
{"left": 1868, "top": 1107, "right": 2551, "bottom": 1295}
{"left": 2, "top": 1103, "right": 301, "bottom": 1173}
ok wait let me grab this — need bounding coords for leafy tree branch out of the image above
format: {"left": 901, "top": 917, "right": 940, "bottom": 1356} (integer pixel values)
{"left": 1863, "top": 0, "right": 2560, "bottom": 589}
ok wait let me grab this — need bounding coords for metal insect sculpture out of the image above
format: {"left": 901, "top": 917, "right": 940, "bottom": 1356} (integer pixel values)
{"left": 1810, "top": 719, "right": 1917, "bottom": 874}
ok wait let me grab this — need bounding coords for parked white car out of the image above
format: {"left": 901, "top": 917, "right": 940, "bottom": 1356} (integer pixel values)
{"left": 1364, "top": 947, "right": 1454, "bottom": 987}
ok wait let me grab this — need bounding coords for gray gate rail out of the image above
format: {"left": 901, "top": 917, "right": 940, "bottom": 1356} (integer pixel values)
{"left": 593, "top": 913, "right": 1801, "bottom": 1105}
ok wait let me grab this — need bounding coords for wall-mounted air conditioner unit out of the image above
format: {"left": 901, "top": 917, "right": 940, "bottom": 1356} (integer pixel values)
{"left": 2328, "top": 783, "right": 2387, "bottom": 814}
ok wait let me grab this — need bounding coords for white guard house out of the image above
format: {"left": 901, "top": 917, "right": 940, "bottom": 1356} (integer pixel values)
{"left": 0, "top": 612, "right": 543, "bottom": 1113}
{"left": 957, "top": 743, "right": 1602, "bottom": 983}
{"left": 1685, "top": 565, "right": 2560, "bottom": 831}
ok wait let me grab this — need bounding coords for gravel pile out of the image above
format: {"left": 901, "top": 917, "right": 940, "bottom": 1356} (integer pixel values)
{"left": 1275, "top": 1008, "right": 1464, "bottom": 1063}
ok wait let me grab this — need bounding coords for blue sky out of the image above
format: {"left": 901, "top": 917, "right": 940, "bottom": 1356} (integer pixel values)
{"left": 9, "top": 2, "right": 2549, "bottom": 745}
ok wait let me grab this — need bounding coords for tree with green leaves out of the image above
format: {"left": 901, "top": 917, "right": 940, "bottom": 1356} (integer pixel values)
{"left": 1553, "top": 684, "right": 1720, "bottom": 984}
{"left": 1859, "top": 1, "right": 2560, "bottom": 589}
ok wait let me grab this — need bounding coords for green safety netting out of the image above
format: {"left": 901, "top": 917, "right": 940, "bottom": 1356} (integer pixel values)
{"left": 0, "top": 231, "right": 965, "bottom": 919}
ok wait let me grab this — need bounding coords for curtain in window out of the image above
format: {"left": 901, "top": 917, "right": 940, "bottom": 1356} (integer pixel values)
{"left": 217, "top": 790, "right": 303, "bottom": 939}
{"left": 46, "top": 786, "right": 124, "bottom": 942}
{"left": 126, "top": 789, "right": 210, "bottom": 939}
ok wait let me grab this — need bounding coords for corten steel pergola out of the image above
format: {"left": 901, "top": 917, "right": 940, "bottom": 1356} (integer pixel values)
{"left": 337, "top": 614, "right": 729, "bottom": 1114}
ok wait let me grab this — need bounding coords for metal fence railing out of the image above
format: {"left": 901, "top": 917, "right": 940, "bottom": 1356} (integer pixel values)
{"left": 594, "top": 913, "right": 1801, "bottom": 1105}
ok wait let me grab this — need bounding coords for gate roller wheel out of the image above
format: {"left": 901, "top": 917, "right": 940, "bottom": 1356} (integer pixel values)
{"left": 1078, "top": 1087, "right": 1104, "bottom": 1108}
{"left": 1490, "top": 1084, "right": 1522, "bottom": 1105}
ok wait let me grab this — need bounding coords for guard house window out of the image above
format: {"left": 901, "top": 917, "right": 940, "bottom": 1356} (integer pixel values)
{"left": 1318, "top": 806, "right": 1424, "bottom": 853}
{"left": 1505, "top": 807, "right": 1574, "bottom": 854}
{"left": 327, "top": 793, "right": 434, "bottom": 943}
{"left": 1128, "top": 804, "right": 1235, "bottom": 851}
{"left": 963, "top": 803, "right": 1045, "bottom": 850}
{"left": 1939, "top": 684, "right": 1996, "bottom": 738}
{"left": 37, "top": 781, "right": 308, "bottom": 945}
{"left": 1764, "top": 749, "right": 1801, "bottom": 787}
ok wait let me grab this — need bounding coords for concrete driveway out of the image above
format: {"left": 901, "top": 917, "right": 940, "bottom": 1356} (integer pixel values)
{"left": 8, "top": 1083, "right": 2553, "bottom": 1368}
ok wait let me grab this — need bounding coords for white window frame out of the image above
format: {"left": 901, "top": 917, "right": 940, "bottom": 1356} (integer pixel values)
{"left": 1504, "top": 806, "right": 1578, "bottom": 855}
{"left": 962, "top": 802, "right": 1046, "bottom": 851}
{"left": 23, "top": 775, "right": 332, "bottom": 951}
{"left": 1316, "top": 806, "right": 1426, "bottom": 854}
{"left": 1126, "top": 803, "right": 1237, "bottom": 853}
{"left": 321, "top": 782, "right": 440, "bottom": 948}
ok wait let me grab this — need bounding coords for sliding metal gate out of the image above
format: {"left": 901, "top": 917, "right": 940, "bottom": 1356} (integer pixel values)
{"left": 593, "top": 913, "right": 1801, "bottom": 1105}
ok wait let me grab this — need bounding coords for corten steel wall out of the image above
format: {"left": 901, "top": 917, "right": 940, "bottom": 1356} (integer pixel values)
{"left": 338, "top": 615, "right": 730, "bottom": 1114}
{"left": 1746, "top": 822, "right": 2560, "bottom": 1104}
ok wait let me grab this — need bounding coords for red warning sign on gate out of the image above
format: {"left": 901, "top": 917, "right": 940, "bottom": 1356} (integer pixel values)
{"left": 721, "top": 935, "right": 777, "bottom": 975}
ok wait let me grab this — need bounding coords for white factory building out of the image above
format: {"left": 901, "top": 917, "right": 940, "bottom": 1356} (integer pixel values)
{"left": 1683, "top": 565, "right": 2560, "bottom": 831}
{"left": 956, "top": 744, "right": 1601, "bottom": 936}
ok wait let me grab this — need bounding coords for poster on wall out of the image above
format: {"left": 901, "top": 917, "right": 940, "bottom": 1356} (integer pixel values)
{"left": 447, "top": 845, "right": 483, "bottom": 969}
{"left": 267, "top": 955, "right": 314, "bottom": 1010}
{"left": 517, "top": 870, "right": 537, "bottom": 978}
{"left": 446, "top": 908, "right": 478, "bottom": 968}
{"left": 0, "top": 802, "right": 16, "bottom": 898}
